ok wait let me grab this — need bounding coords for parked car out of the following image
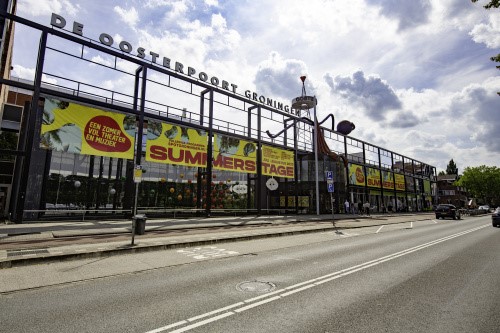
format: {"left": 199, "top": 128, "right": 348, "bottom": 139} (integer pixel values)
{"left": 479, "top": 205, "right": 490, "bottom": 212}
{"left": 492, "top": 207, "right": 500, "bottom": 227}
{"left": 435, "top": 204, "right": 461, "bottom": 220}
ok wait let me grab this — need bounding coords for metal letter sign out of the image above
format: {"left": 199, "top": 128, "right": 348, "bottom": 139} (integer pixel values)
{"left": 326, "top": 171, "right": 333, "bottom": 180}
{"left": 327, "top": 183, "right": 334, "bottom": 193}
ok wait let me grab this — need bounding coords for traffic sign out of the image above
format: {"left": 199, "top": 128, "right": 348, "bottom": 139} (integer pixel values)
{"left": 326, "top": 170, "right": 333, "bottom": 180}
{"left": 327, "top": 183, "right": 334, "bottom": 193}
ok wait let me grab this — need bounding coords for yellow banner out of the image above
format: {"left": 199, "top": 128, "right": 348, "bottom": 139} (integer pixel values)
{"left": 40, "top": 98, "right": 135, "bottom": 159}
{"left": 366, "top": 167, "right": 381, "bottom": 188}
{"left": 348, "top": 163, "right": 365, "bottom": 185}
{"left": 395, "top": 174, "right": 405, "bottom": 191}
{"left": 382, "top": 171, "right": 394, "bottom": 190}
{"left": 423, "top": 180, "right": 431, "bottom": 195}
{"left": 146, "top": 121, "right": 208, "bottom": 167}
{"left": 213, "top": 134, "right": 256, "bottom": 173}
{"left": 261, "top": 145, "right": 294, "bottom": 178}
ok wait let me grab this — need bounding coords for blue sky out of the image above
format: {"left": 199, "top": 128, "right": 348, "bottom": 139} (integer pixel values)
{"left": 10, "top": 0, "right": 500, "bottom": 173}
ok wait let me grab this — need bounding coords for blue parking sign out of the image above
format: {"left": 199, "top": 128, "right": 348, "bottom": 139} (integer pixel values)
{"left": 326, "top": 171, "right": 333, "bottom": 180}
{"left": 327, "top": 183, "right": 334, "bottom": 193}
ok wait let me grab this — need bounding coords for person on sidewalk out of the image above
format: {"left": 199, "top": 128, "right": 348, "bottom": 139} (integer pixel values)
{"left": 351, "top": 201, "right": 356, "bottom": 215}
{"left": 344, "top": 199, "right": 350, "bottom": 214}
{"left": 358, "top": 202, "right": 363, "bottom": 215}
{"left": 381, "top": 203, "right": 386, "bottom": 213}
{"left": 363, "top": 201, "right": 370, "bottom": 216}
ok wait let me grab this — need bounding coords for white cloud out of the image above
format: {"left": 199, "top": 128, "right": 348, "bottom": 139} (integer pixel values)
{"left": 89, "top": 55, "right": 113, "bottom": 67}
{"left": 113, "top": 6, "right": 139, "bottom": 28}
{"left": 324, "top": 71, "right": 402, "bottom": 121}
{"left": 10, "top": 0, "right": 500, "bottom": 171}
{"left": 17, "top": 0, "right": 79, "bottom": 17}
{"left": 253, "top": 52, "right": 311, "bottom": 99}
{"left": 204, "top": 0, "right": 219, "bottom": 7}
{"left": 12, "top": 65, "right": 57, "bottom": 85}
{"left": 469, "top": 15, "right": 500, "bottom": 48}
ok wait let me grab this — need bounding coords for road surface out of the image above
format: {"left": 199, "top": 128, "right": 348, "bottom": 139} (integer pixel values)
{"left": 1, "top": 215, "right": 498, "bottom": 333}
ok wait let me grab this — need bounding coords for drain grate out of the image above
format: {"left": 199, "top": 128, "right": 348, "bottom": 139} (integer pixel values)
{"left": 236, "top": 281, "right": 276, "bottom": 293}
{"left": 7, "top": 249, "right": 49, "bottom": 257}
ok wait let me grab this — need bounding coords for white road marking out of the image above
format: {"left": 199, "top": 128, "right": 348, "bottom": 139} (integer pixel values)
{"left": 147, "top": 224, "right": 489, "bottom": 333}
{"left": 433, "top": 220, "right": 438, "bottom": 224}
{"left": 234, "top": 296, "right": 281, "bottom": 313}
{"left": 176, "top": 246, "right": 240, "bottom": 260}
{"left": 376, "top": 226, "right": 384, "bottom": 233}
{"left": 169, "top": 313, "right": 234, "bottom": 333}
{"left": 187, "top": 302, "right": 244, "bottom": 322}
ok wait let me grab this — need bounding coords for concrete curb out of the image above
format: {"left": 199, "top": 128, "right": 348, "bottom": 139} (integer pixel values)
{"left": 0, "top": 215, "right": 433, "bottom": 269}
{"left": 0, "top": 224, "right": 342, "bottom": 269}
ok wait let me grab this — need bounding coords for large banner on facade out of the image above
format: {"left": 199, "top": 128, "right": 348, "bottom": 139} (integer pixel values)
{"left": 406, "top": 175, "right": 415, "bottom": 191}
{"left": 213, "top": 134, "right": 257, "bottom": 173}
{"left": 395, "top": 174, "right": 405, "bottom": 191}
{"left": 382, "top": 171, "right": 394, "bottom": 190}
{"left": 423, "top": 180, "right": 431, "bottom": 195}
{"left": 366, "top": 167, "right": 381, "bottom": 188}
{"left": 348, "top": 163, "right": 365, "bottom": 186}
{"left": 40, "top": 98, "right": 135, "bottom": 159}
{"left": 146, "top": 121, "right": 208, "bottom": 167}
{"left": 261, "top": 145, "right": 294, "bottom": 179}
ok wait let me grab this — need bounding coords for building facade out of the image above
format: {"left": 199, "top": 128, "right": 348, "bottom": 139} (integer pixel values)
{"left": 0, "top": 10, "right": 437, "bottom": 222}
{"left": 436, "top": 174, "right": 468, "bottom": 208}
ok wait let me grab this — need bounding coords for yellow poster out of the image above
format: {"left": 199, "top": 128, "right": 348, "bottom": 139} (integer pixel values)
{"left": 348, "top": 163, "right": 365, "bottom": 185}
{"left": 40, "top": 98, "right": 135, "bottom": 159}
{"left": 423, "top": 180, "right": 431, "bottom": 195}
{"left": 146, "top": 121, "right": 208, "bottom": 167}
{"left": 261, "top": 145, "right": 295, "bottom": 179}
{"left": 213, "top": 134, "right": 256, "bottom": 173}
{"left": 382, "top": 170, "right": 394, "bottom": 190}
{"left": 395, "top": 174, "right": 405, "bottom": 191}
{"left": 366, "top": 167, "right": 381, "bottom": 188}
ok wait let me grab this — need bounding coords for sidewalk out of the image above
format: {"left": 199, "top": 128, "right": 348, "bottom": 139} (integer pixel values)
{"left": 0, "top": 212, "right": 434, "bottom": 269}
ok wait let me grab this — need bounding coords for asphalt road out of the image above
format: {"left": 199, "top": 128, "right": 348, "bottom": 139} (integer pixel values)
{"left": 1, "top": 215, "right": 499, "bottom": 333}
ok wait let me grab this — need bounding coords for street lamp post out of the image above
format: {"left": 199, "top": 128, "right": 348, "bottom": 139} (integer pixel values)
{"left": 313, "top": 103, "right": 320, "bottom": 215}
{"left": 268, "top": 76, "right": 355, "bottom": 217}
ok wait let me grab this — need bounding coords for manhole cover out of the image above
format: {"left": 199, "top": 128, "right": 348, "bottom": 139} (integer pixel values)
{"left": 236, "top": 281, "right": 276, "bottom": 293}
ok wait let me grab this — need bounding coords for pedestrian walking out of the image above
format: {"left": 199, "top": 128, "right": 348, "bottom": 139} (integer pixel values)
{"left": 358, "top": 202, "right": 363, "bottom": 215}
{"left": 344, "top": 199, "right": 350, "bottom": 214}
{"left": 351, "top": 201, "right": 355, "bottom": 215}
{"left": 363, "top": 201, "right": 370, "bottom": 216}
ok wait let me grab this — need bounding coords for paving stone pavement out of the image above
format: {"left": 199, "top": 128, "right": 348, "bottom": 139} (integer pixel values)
{"left": 0, "top": 212, "right": 434, "bottom": 269}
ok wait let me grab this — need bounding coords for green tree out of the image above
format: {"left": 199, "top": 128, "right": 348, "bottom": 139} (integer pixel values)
{"left": 446, "top": 159, "right": 458, "bottom": 175}
{"left": 472, "top": 0, "right": 499, "bottom": 9}
{"left": 438, "top": 170, "right": 445, "bottom": 176}
{"left": 455, "top": 165, "right": 500, "bottom": 206}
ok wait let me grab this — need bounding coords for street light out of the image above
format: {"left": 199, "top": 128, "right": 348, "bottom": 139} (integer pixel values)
{"left": 267, "top": 77, "right": 355, "bottom": 216}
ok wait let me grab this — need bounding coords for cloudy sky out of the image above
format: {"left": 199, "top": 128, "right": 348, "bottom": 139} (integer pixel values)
{"left": 11, "top": 0, "right": 500, "bottom": 173}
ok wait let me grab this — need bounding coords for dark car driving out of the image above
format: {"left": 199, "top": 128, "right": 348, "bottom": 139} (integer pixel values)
{"left": 435, "top": 204, "right": 461, "bottom": 220}
{"left": 492, "top": 207, "right": 500, "bottom": 227}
